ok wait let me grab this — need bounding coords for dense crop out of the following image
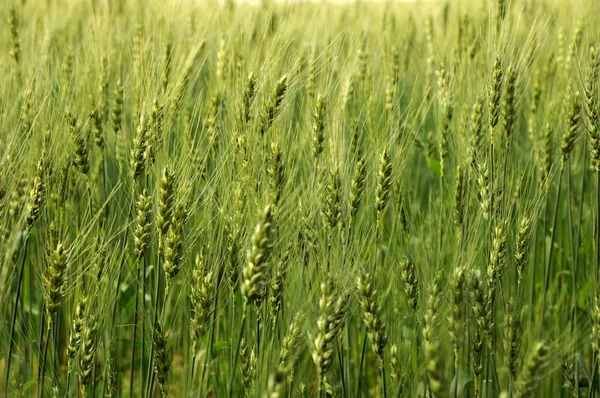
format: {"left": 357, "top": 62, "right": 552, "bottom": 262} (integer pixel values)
{"left": 1, "top": 0, "right": 599, "bottom": 397}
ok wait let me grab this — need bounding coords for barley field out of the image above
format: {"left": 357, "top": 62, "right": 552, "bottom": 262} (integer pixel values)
{"left": 0, "top": 0, "right": 599, "bottom": 397}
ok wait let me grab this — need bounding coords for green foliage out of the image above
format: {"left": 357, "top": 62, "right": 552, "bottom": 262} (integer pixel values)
{"left": 0, "top": 0, "right": 598, "bottom": 397}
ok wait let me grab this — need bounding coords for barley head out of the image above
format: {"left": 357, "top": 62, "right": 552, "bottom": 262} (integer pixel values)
{"left": 153, "top": 320, "right": 170, "bottom": 398}
{"left": 311, "top": 278, "right": 348, "bottom": 382}
{"left": 375, "top": 149, "right": 393, "bottom": 235}
{"left": 279, "top": 313, "right": 302, "bottom": 381}
{"left": 502, "top": 65, "right": 518, "bottom": 142}
{"left": 422, "top": 272, "right": 446, "bottom": 395}
{"left": 112, "top": 80, "right": 124, "bottom": 134}
{"left": 357, "top": 271, "right": 388, "bottom": 360}
{"left": 505, "top": 298, "right": 521, "bottom": 378}
{"left": 454, "top": 165, "right": 465, "bottom": 225}
{"left": 515, "top": 216, "right": 532, "bottom": 285}
{"left": 470, "top": 270, "right": 492, "bottom": 339}
{"left": 311, "top": 94, "right": 327, "bottom": 162}
{"left": 270, "top": 246, "right": 291, "bottom": 324}
{"left": 585, "top": 46, "right": 600, "bottom": 171}
{"left": 477, "top": 161, "right": 490, "bottom": 219}
{"left": 240, "top": 338, "right": 256, "bottom": 396}
{"left": 67, "top": 297, "right": 88, "bottom": 370}
{"left": 260, "top": 75, "right": 288, "bottom": 136}
{"left": 163, "top": 205, "right": 186, "bottom": 295}
{"left": 190, "top": 252, "right": 213, "bottom": 353}
{"left": 489, "top": 55, "right": 504, "bottom": 138}
{"left": 8, "top": 7, "right": 21, "bottom": 64}
{"left": 44, "top": 240, "right": 69, "bottom": 328}
{"left": 242, "top": 204, "right": 274, "bottom": 308}
{"left": 349, "top": 157, "right": 367, "bottom": 221}
{"left": 561, "top": 91, "right": 581, "bottom": 165}
{"left": 468, "top": 98, "right": 484, "bottom": 167}
{"left": 106, "top": 339, "right": 119, "bottom": 397}
{"left": 67, "top": 111, "right": 90, "bottom": 176}
{"left": 322, "top": 167, "right": 342, "bottom": 233}
{"left": 26, "top": 155, "right": 48, "bottom": 229}
{"left": 131, "top": 112, "right": 148, "bottom": 182}
{"left": 78, "top": 314, "right": 99, "bottom": 398}
{"left": 157, "top": 166, "right": 175, "bottom": 244}
{"left": 400, "top": 258, "right": 419, "bottom": 313}
{"left": 515, "top": 342, "right": 547, "bottom": 398}
{"left": 134, "top": 189, "right": 152, "bottom": 259}
{"left": 268, "top": 142, "right": 285, "bottom": 206}
{"left": 592, "top": 297, "right": 600, "bottom": 357}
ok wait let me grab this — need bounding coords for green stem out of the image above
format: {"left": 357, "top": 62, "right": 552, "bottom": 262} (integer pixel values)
{"left": 102, "top": 150, "right": 109, "bottom": 222}
{"left": 500, "top": 141, "right": 511, "bottom": 217}
{"left": 111, "top": 226, "right": 131, "bottom": 327}
{"left": 588, "top": 356, "right": 597, "bottom": 398}
{"left": 199, "top": 305, "right": 215, "bottom": 398}
{"left": 356, "top": 332, "right": 368, "bottom": 398}
{"left": 145, "top": 252, "right": 162, "bottom": 398}
{"left": 337, "top": 342, "right": 347, "bottom": 398}
{"left": 91, "top": 358, "right": 97, "bottom": 398}
{"left": 39, "top": 322, "right": 51, "bottom": 398}
{"left": 453, "top": 350, "right": 459, "bottom": 398}
{"left": 575, "top": 146, "right": 587, "bottom": 283}
{"left": 256, "top": 314, "right": 261, "bottom": 355}
{"left": 567, "top": 158, "right": 580, "bottom": 398}
{"left": 37, "top": 305, "right": 46, "bottom": 398}
{"left": 141, "top": 253, "right": 147, "bottom": 393}
{"left": 596, "top": 171, "right": 600, "bottom": 285}
{"left": 4, "top": 231, "right": 30, "bottom": 395}
{"left": 228, "top": 313, "right": 247, "bottom": 398}
{"left": 490, "top": 135, "right": 495, "bottom": 229}
{"left": 490, "top": 350, "right": 501, "bottom": 394}
{"left": 344, "top": 324, "right": 352, "bottom": 398}
{"left": 543, "top": 165, "right": 564, "bottom": 307}
{"left": 130, "top": 265, "right": 141, "bottom": 397}
{"left": 190, "top": 352, "right": 196, "bottom": 395}
{"left": 64, "top": 371, "right": 71, "bottom": 398}
{"left": 199, "top": 262, "right": 224, "bottom": 398}
{"left": 380, "top": 362, "right": 387, "bottom": 398}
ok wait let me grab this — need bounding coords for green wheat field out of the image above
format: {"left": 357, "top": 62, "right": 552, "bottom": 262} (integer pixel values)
{"left": 1, "top": 0, "right": 600, "bottom": 396}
